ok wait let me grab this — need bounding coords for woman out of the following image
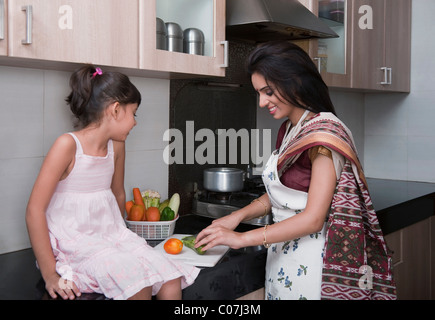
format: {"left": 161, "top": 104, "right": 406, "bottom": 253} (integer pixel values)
{"left": 195, "top": 41, "right": 396, "bottom": 300}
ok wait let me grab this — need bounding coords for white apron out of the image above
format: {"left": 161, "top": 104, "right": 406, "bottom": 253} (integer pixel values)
{"left": 262, "top": 111, "right": 326, "bottom": 300}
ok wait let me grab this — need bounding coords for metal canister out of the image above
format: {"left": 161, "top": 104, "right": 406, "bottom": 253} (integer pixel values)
{"left": 183, "top": 28, "right": 205, "bottom": 55}
{"left": 165, "top": 22, "right": 183, "bottom": 52}
{"left": 156, "top": 18, "right": 167, "bottom": 50}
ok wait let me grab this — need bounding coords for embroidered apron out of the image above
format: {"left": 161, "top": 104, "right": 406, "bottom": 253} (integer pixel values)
{"left": 262, "top": 111, "right": 325, "bottom": 300}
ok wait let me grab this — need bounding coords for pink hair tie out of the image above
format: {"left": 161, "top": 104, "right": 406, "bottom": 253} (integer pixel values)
{"left": 92, "top": 67, "right": 103, "bottom": 79}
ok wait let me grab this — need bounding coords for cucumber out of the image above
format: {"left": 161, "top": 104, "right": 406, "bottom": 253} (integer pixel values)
{"left": 168, "top": 193, "right": 180, "bottom": 217}
{"left": 181, "top": 235, "right": 205, "bottom": 255}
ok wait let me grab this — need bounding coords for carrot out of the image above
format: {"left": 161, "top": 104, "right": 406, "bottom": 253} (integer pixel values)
{"left": 133, "top": 188, "right": 145, "bottom": 207}
{"left": 125, "top": 200, "right": 134, "bottom": 215}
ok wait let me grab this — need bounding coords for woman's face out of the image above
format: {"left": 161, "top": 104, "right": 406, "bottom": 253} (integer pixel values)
{"left": 251, "top": 72, "right": 294, "bottom": 120}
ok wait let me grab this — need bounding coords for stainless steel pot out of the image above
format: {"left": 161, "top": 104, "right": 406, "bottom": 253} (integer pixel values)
{"left": 203, "top": 167, "right": 245, "bottom": 193}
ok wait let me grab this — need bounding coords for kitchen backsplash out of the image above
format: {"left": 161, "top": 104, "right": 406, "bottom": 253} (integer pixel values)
{"left": 0, "top": 66, "right": 171, "bottom": 254}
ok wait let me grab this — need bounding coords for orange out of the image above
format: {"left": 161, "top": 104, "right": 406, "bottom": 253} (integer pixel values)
{"left": 164, "top": 238, "right": 183, "bottom": 255}
{"left": 127, "top": 204, "right": 145, "bottom": 221}
{"left": 146, "top": 207, "right": 160, "bottom": 221}
{"left": 125, "top": 200, "right": 134, "bottom": 215}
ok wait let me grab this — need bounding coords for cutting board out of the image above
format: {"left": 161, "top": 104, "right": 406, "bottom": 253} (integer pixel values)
{"left": 154, "top": 234, "right": 230, "bottom": 267}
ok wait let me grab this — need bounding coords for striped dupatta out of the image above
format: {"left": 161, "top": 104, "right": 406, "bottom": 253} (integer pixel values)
{"left": 277, "top": 113, "right": 397, "bottom": 300}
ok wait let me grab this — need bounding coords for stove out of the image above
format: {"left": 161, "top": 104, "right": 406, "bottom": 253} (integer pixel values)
{"left": 193, "top": 177, "right": 272, "bottom": 226}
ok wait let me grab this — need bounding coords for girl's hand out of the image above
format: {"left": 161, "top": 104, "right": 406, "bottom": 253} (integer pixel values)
{"left": 195, "top": 224, "right": 244, "bottom": 251}
{"left": 45, "top": 272, "right": 81, "bottom": 300}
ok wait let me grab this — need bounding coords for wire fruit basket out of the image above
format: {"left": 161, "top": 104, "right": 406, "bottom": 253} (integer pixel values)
{"left": 125, "top": 216, "right": 178, "bottom": 240}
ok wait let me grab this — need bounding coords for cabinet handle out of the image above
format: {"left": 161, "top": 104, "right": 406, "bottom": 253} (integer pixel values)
{"left": 0, "top": 0, "right": 5, "bottom": 40}
{"left": 380, "top": 67, "right": 388, "bottom": 85}
{"left": 380, "top": 67, "right": 392, "bottom": 85}
{"left": 388, "top": 67, "right": 392, "bottom": 85}
{"left": 314, "top": 57, "right": 321, "bottom": 73}
{"left": 22, "top": 5, "right": 33, "bottom": 45}
{"left": 220, "top": 41, "right": 228, "bottom": 68}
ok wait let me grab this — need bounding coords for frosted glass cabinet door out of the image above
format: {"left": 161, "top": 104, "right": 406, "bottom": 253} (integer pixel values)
{"left": 317, "top": 0, "right": 352, "bottom": 88}
{"left": 140, "top": 0, "right": 227, "bottom": 78}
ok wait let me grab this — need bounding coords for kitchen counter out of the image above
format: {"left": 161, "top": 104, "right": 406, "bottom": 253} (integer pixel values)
{"left": 367, "top": 178, "right": 435, "bottom": 235}
{"left": 1, "top": 178, "right": 434, "bottom": 300}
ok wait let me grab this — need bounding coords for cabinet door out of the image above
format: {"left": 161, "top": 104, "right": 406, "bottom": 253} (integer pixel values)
{"left": 351, "top": 0, "right": 386, "bottom": 91}
{"left": 384, "top": 0, "right": 411, "bottom": 92}
{"left": 317, "top": 0, "right": 353, "bottom": 88}
{"left": 7, "top": 0, "right": 139, "bottom": 68}
{"left": 0, "top": 0, "right": 6, "bottom": 56}
{"left": 139, "top": 0, "right": 226, "bottom": 78}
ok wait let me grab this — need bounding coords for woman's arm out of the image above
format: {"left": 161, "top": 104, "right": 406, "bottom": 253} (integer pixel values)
{"left": 196, "top": 152, "right": 337, "bottom": 251}
{"left": 111, "top": 141, "right": 126, "bottom": 216}
{"left": 25, "top": 134, "right": 80, "bottom": 299}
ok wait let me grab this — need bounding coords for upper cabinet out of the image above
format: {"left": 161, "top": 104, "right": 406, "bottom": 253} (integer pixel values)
{"left": 7, "top": 0, "right": 140, "bottom": 69}
{"left": 0, "top": 0, "right": 227, "bottom": 78}
{"left": 139, "top": 0, "right": 227, "bottom": 78}
{"left": 351, "top": 0, "right": 411, "bottom": 92}
{"left": 305, "top": 0, "right": 411, "bottom": 92}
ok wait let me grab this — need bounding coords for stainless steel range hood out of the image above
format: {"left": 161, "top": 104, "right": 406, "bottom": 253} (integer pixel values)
{"left": 226, "top": 0, "right": 338, "bottom": 43}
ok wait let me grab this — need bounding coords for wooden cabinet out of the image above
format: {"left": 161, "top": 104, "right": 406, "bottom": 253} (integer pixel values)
{"left": 300, "top": 0, "right": 411, "bottom": 92}
{"left": 7, "top": 0, "right": 140, "bottom": 69}
{"left": 139, "top": 0, "right": 227, "bottom": 78}
{"left": 0, "top": 0, "right": 227, "bottom": 78}
{"left": 384, "top": 216, "right": 435, "bottom": 300}
{"left": 352, "top": 0, "right": 411, "bottom": 92}
{"left": 0, "top": 0, "right": 7, "bottom": 56}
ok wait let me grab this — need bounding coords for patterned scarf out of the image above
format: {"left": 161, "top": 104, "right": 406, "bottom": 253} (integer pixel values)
{"left": 277, "top": 113, "right": 397, "bottom": 300}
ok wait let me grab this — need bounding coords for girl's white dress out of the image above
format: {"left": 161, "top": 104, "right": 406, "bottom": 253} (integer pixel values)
{"left": 45, "top": 133, "right": 199, "bottom": 299}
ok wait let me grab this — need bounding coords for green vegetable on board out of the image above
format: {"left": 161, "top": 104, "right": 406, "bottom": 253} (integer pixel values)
{"left": 181, "top": 235, "right": 205, "bottom": 255}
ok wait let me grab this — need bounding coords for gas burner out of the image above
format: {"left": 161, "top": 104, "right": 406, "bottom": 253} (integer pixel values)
{"left": 193, "top": 182, "right": 271, "bottom": 226}
{"left": 207, "top": 192, "right": 233, "bottom": 202}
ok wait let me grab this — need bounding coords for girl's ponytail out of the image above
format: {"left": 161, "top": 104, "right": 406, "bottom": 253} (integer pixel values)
{"left": 66, "top": 65, "right": 141, "bottom": 128}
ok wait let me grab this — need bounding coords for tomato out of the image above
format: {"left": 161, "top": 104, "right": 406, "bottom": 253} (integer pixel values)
{"left": 146, "top": 207, "right": 160, "bottom": 221}
{"left": 164, "top": 238, "right": 183, "bottom": 255}
{"left": 127, "top": 204, "right": 145, "bottom": 221}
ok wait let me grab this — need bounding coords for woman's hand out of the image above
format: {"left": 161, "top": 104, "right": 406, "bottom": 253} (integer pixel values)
{"left": 44, "top": 272, "right": 81, "bottom": 300}
{"left": 195, "top": 224, "right": 244, "bottom": 251}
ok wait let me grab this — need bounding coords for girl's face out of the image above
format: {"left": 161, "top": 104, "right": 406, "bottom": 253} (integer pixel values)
{"left": 114, "top": 103, "right": 138, "bottom": 141}
{"left": 251, "top": 72, "right": 294, "bottom": 120}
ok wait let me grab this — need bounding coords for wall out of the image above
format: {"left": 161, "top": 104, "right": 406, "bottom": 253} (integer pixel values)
{"left": 0, "top": 66, "right": 170, "bottom": 254}
{"left": 364, "top": 0, "right": 435, "bottom": 182}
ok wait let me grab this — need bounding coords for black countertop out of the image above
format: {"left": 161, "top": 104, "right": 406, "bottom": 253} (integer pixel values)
{"left": 367, "top": 178, "right": 435, "bottom": 235}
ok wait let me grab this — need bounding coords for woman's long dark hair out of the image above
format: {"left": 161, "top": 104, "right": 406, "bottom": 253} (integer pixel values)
{"left": 66, "top": 65, "right": 142, "bottom": 128}
{"left": 247, "top": 41, "right": 336, "bottom": 115}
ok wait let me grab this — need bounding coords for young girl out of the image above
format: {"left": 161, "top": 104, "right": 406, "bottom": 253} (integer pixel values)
{"left": 26, "top": 65, "right": 199, "bottom": 300}
{"left": 195, "top": 42, "right": 396, "bottom": 300}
